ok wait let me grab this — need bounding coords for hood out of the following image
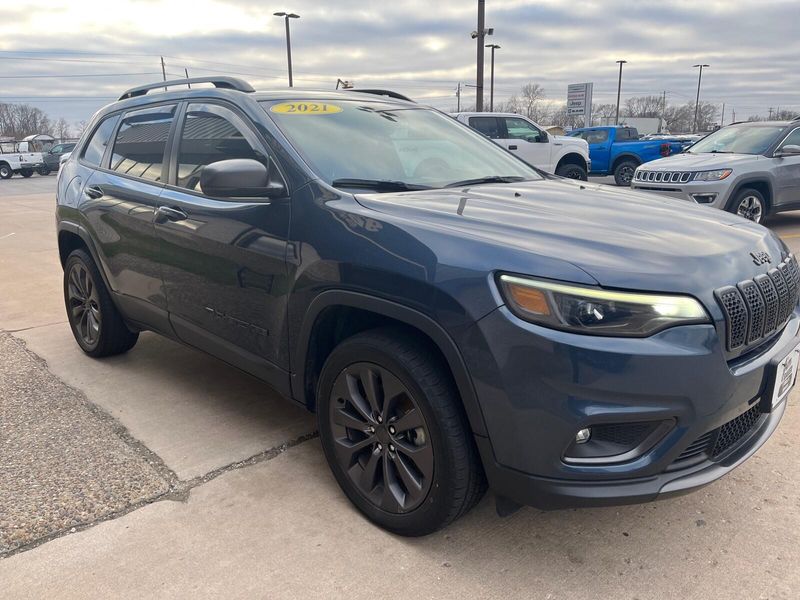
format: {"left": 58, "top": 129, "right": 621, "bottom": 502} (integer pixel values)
{"left": 354, "top": 178, "right": 785, "bottom": 295}
{"left": 553, "top": 134, "right": 587, "bottom": 148}
{"left": 641, "top": 152, "right": 764, "bottom": 171}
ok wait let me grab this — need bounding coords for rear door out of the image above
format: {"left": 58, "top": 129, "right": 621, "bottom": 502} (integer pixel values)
{"left": 498, "top": 116, "right": 552, "bottom": 171}
{"left": 773, "top": 127, "right": 800, "bottom": 208}
{"left": 79, "top": 104, "right": 177, "bottom": 331}
{"left": 155, "top": 100, "right": 292, "bottom": 382}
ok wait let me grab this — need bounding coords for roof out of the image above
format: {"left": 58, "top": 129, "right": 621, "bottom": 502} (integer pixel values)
{"left": 730, "top": 120, "right": 794, "bottom": 127}
{"left": 22, "top": 133, "right": 56, "bottom": 141}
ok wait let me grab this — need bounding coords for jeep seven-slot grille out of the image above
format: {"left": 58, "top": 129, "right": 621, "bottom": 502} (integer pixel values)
{"left": 715, "top": 254, "right": 800, "bottom": 352}
{"left": 634, "top": 170, "right": 693, "bottom": 184}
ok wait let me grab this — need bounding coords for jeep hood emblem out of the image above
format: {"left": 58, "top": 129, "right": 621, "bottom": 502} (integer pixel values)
{"left": 750, "top": 251, "right": 772, "bottom": 266}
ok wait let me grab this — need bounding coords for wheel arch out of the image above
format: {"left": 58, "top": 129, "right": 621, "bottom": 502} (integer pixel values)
{"left": 611, "top": 153, "right": 641, "bottom": 172}
{"left": 727, "top": 178, "right": 774, "bottom": 211}
{"left": 555, "top": 152, "right": 588, "bottom": 171}
{"left": 57, "top": 221, "right": 114, "bottom": 292}
{"left": 293, "top": 290, "right": 488, "bottom": 436}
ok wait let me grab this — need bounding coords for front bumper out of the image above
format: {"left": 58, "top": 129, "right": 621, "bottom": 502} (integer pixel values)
{"left": 461, "top": 305, "right": 797, "bottom": 509}
{"left": 631, "top": 179, "right": 732, "bottom": 209}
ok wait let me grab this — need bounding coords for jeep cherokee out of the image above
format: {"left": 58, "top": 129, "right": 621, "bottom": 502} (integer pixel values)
{"left": 56, "top": 77, "right": 799, "bottom": 536}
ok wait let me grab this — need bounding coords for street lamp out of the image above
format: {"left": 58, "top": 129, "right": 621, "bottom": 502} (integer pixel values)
{"left": 615, "top": 60, "right": 627, "bottom": 126}
{"left": 472, "top": 0, "right": 494, "bottom": 112}
{"left": 692, "top": 64, "right": 709, "bottom": 133}
{"left": 485, "top": 44, "right": 500, "bottom": 112}
{"left": 274, "top": 11, "right": 300, "bottom": 87}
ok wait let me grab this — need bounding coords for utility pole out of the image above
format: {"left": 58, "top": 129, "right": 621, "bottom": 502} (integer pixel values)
{"left": 486, "top": 44, "right": 500, "bottom": 112}
{"left": 456, "top": 82, "right": 461, "bottom": 112}
{"left": 160, "top": 56, "right": 167, "bottom": 91}
{"left": 768, "top": 107, "right": 774, "bottom": 119}
{"left": 615, "top": 60, "right": 627, "bottom": 126}
{"left": 692, "top": 63, "right": 709, "bottom": 133}
{"left": 185, "top": 68, "right": 191, "bottom": 89}
{"left": 661, "top": 90, "right": 667, "bottom": 132}
{"left": 720, "top": 103, "right": 725, "bottom": 127}
{"left": 274, "top": 12, "right": 300, "bottom": 87}
{"left": 476, "top": 0, "right": 485, "bottom": 111}
{"left": 732, "top": 108, "right": 736, "bottom": 123}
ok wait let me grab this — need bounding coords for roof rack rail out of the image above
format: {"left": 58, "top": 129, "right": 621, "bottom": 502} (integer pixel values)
{"left": 347, "top": 89, "right": 414, "bottom": 102}
{"left": 119, "top": 77, "right": 255, "bottom": 101}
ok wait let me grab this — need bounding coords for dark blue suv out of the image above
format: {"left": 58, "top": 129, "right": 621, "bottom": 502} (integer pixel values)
{"left": 56, "top": 77, "right": 799, "bottom": 536}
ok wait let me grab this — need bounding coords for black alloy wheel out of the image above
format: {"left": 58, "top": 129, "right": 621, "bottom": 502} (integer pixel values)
{"left": 614, "top": 160, "right": 638, "bottom": 186}
{"left": 328, "top": 362, "right": 434, "bottom": 513}
{"left": 66, "top": 260, "right": 102, "bottom": 349}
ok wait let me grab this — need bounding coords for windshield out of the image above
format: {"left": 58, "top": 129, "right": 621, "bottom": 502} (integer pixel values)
{"left": 687, "top": 125, "right": 784, "bottom": 155}
{"left": 261, "top": 99, "right": 541, "bottom": 190}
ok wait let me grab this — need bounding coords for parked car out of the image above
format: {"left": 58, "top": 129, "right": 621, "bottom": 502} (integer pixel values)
{"left": 57, "top": 78, "right": 798, "bottom": 535}
{"left": 0, "top": 139, "right": 45, "bottom": 179}
{"left": 568, "top": 126, "right": 686, "bottom": 185}
{"left": 453, "top": 112, "right": 590, "bottom": 180}
{"left": 631, "top": 119, "right": 800, "bottom": 223}
{"left": 43, "top": 142, "right": 77, "bottom": 174}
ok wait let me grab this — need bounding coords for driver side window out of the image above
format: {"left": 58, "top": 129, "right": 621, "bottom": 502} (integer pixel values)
{"left": 503, "top": 117, "right": 543, "bottom": 142}
{"left": 778, "top": 128, "right": 800, "bottom": 150}
{"left": 176, "top": 103, "right": 270, "bottom": 192}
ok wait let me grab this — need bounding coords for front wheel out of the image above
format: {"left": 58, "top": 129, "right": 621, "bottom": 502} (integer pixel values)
{"left": 317, "top": 329, "right": 486, "bottom": 536}
{"left": 555, "top": 163, "right": 588, "bottom": 181}
{"left": 726, "top": 188, "right": 767, "bottom": 224}
{"left": 0, "top": 164, "right": 12, "bottom": 179}
{"left": 20, "top": 168, "right": 33, "bottom": 178}
{"left": 38, "top": 165, "right": 51, "bottom": 176}
{"left": 613, "top": 160, "right": 638, "bottom": 186}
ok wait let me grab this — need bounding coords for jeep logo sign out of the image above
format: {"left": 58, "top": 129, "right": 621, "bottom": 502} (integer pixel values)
{"left": 750, "top": 251, "right": 772, "bottom": 265}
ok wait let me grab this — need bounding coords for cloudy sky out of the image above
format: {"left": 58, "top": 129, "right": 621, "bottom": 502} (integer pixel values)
{"left": 2, "top": 0, "right": 798, "bottom": 128}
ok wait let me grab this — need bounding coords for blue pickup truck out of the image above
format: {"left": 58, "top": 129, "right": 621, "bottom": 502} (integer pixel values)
{"left": 568, "top": 126, "right": 686, "bottom": 185}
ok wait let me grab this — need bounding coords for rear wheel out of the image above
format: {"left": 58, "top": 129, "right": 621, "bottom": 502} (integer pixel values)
{"left": 726, "top": 188, "right": 767, "bottom": 224}
{"left": 0, "top": 164, "right": 13, "bottom": 179}
{"left": 64, "top": 249, "right": 138, "bottom": 357}
{"left": 20, "top": 168, "right": 33, "bottom": 178}
{"left": 317, "top": 329, "right": 486, "bottom": 536}
{"left": 613, "top": 160, "right": 638, "bottom": 186}
{"left": 555, "top": 163, "right": 588, "bottom": 181}
{"left": 38, "top": 165, "right": 51, "bottom": 176}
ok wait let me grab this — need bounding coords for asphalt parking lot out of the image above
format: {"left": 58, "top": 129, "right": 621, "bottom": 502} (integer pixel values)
{"left": 2, "top": 175, "right": 800, "bottom": 599}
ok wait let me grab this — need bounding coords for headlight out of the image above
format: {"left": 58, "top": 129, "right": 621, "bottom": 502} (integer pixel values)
{"left": 498, "top": 274, "right": 710, "bottom": 336}
{"left": 693, "top": 169, "right": 732, "bottom": 182}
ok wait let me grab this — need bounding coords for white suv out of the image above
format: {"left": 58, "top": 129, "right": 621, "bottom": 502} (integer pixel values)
{"left": 631, "top": 119, "right": 800, "bottom": 223}
{"left": 453, "top": 112, "right": 590, "bottom": 180}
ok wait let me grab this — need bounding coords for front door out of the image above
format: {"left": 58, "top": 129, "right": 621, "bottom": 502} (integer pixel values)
{"left": 773, "top": 127, "right": 800, "bottom": 208}
{"left": 499, "top": 116, "right": 552, "bottom": 171}
{"left": 155, "top": 101, "right": 292, "bottom": 382}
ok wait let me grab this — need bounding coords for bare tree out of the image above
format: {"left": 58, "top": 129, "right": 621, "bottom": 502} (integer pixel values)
{"left": 54, "top": 118, "right": 72, "bottom": 141}
{"left": 0, "top": 102, "right": 55, "bottom": 138}
{"left": 623, "top": 95, "right": 664, "bottom": 118}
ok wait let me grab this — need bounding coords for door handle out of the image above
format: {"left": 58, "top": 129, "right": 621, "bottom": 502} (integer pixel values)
{"left": 85, "top": 185, "right": 103, "bottom": 199}
{"left": 508, "top": 145, "right": 518, "bottom": 150}
{"left": 155, "top": 206, "right": 188, "bottom": 223}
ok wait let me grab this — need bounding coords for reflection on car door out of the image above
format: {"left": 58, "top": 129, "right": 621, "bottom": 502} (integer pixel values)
{"left": 498, "top": 117, "right": 551, "bottom": 171}
{"left": 774, "top": 127, "right": 800, "bottom": 207}
{"left": 80, "top": 105, "right": 177, "bottom": 332}
{"left": 155, "top": 101, "right": 292, "bottom": 387}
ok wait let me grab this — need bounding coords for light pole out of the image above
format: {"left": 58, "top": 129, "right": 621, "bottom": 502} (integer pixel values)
{"left": 692, "top": 64, "right": 709, "bottom": 133}
{"left": 615, "top": 60, "right": 627, "bottom": 126}
{"left": 485, "top": 44, "right": 500, "bottom": 112}
{"left": 274, "top": 12, "right": 300, "bottom": 87}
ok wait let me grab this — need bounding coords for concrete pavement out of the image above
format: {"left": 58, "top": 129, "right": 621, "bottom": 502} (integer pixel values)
{"left": 1, "top": 175, "right": 800, "bottom": 599}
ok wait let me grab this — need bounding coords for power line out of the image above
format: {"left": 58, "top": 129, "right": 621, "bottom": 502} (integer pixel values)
{"left": 0, "top": 72, "right": 162, "bottom": 79}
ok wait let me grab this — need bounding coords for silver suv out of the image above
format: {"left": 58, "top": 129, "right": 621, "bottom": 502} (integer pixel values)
{"left": 631, "top": 118, "right": 800, "bottom": 223}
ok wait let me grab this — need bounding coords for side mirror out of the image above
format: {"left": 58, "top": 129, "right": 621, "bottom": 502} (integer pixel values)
{"left": 776, "top": 144, "right": 800, "bottom": 157}
{"left": 199, "top": 158, "right": 285, "bottom": 199}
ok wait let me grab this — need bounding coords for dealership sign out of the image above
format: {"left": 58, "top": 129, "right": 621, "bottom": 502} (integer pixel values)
{"left": 567, "top": 82, "right": 593, "bottom": 126}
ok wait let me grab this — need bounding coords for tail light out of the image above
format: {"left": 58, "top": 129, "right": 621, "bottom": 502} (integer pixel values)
{"left": 660, "top": 143, "right": 672, "bottom": 157}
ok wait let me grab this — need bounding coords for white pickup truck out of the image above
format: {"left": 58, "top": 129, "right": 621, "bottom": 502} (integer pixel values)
{"left": 452, "top": 112, "right": 590, "bottom": 180}
{"left": 0, "top": 140, "right": 46, "bottom": 179}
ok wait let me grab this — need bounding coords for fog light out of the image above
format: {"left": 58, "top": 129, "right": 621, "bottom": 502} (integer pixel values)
{"left": 690, "top": 193, "right": 717, "bottom": 204}
{"left": 575, "top": 428, "right": 591, "bottom": 444}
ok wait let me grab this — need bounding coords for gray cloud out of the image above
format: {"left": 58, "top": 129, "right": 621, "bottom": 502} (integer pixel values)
{"left": 1, "top": 0, "right": 798, "bottom": 127}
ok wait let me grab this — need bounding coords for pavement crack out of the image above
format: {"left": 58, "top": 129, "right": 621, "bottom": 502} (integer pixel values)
{"left": 3, "top": 321, "right": 69, "bottom": 333}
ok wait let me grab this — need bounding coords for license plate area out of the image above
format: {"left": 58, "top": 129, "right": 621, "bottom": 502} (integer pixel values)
{"left": 761, "top": 340, "right": 800, "bottom": 412}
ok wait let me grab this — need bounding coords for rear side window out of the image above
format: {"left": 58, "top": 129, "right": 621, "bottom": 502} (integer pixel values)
{"left": 616, "top": 128, "right": 638, "bottom": 141}
{"left": 81, "top": 115, "right": 120, "bottom": 167}
{"left": 110, "top": 104, "right": 177, "bottom": 182}
{"left": 176, "top": 103, "right": 269, "bottom": 191}
{"left": 468, "top": 116, "right": 502, "bottom": 139}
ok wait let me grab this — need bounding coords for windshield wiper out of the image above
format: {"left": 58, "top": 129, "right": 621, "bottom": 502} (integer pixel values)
{"left": 331, "top": 178, "right": 432, "bottom": 192}
{"left": 445, "top": 175, "right": 527, "bottom": 188}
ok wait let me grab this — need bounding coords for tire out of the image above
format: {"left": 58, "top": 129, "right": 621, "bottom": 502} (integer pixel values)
{"left": 63, "top": 249, "right": 139, "bottom": 357}
{"left": 726, "top": 187, "right": 767, "bottom": 224}
{"left": 0, "top": 163, "right": 13, "bottom": 179}
{"left": 613, "top": 160, "right": 638, "bottom": 186}
{"left": 317, "top": 328, "right": 486, "bottom": 536}
{"left": 20, "top": 168, "right": 33, "bottom": 178}
{"left": 555, "top": 163, "right": 588, "bottom": 181}
{"left": 38, "top": 165, "right": 51, "bottom": 176}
